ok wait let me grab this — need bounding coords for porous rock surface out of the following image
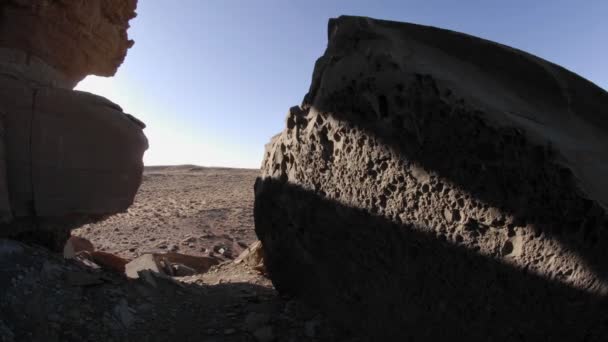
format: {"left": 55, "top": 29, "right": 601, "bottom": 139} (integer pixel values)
{"left": 0, "top": 0, "right": 146, "bottom": 250}
{"left": 255, "top": 16, "right": 608, "bottom": 340}
{"left": 0, "top": 0, "right": 137, "bottom": 87}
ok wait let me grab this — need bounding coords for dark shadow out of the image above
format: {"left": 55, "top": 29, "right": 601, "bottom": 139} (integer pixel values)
{"left": 255, "top": 178, "right": 608, "bottom": 341}
{"left": 0, "top": 241, "right": 335, "bottom": 341}
{"left": 300, "top": 69, "right": 608, "bottom": 286}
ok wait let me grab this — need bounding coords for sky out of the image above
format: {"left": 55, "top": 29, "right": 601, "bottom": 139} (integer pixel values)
{"left": 76, "top": 0, "right": 608, "bottom": 168}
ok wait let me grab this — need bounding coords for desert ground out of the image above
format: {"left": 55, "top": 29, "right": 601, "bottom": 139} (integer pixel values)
{"left": 74, "top": 166, "right": 259, "bottom": 261}
{"left": 1, "top": 166, "right": 336, "bottom": 341}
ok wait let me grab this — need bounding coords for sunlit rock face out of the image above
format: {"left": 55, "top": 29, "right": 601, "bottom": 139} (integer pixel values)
{"left": 0, "top": 0, "right": 147, "bottom": 251}
{"left": 0, "top": 0, "right": 137, "bottom": 88}
{"left": 255, "top": 16, "right": 608, "bottom": 340}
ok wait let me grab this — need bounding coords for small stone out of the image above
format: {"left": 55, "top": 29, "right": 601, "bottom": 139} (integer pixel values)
{"left": 224, "top": 328, "right": 236, "bottom": 335}
{"left": 182, "top": 236, "right": 197, "bottom": 244}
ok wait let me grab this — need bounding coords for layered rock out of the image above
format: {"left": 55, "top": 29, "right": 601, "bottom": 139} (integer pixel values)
{"left": 255, "top": 16, "right": 608, "bottom": 340}
{"left": 0, "top": 0, "right": 137, "bottom": 87}
{"left": 0, "top": 0, "right": 146, "bottom": 250}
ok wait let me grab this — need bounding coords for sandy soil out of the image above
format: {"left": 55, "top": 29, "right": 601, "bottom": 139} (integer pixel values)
{"left": 74, "top": 165, "right": 259, "bottom": 262}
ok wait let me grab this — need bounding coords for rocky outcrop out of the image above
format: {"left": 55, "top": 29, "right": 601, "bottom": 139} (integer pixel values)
{"left": 0, "top": 0, "right": 137, "bottom": 87}
{"left": 0, "top": 0, "right": 146, "bottom": 250}
{"left": 255, "top": 16, "right": 608, "bottom": 340}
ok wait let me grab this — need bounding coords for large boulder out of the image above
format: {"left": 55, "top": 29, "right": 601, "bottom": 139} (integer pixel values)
{"left": 0, "top": 0, "right": 137, "bottom": 88}
{"left": 255, "top": 16, "right": 608, "bottom": 340}
{"left": 0, "top": 1, "right": 146, "bottom": 250}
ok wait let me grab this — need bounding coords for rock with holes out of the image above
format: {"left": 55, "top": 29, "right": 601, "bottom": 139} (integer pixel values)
{"left": 255, "top": 16, "right": 608, "bottom": 340}
{"left": 0, "top": 1, "right": 146, "bottom": 251}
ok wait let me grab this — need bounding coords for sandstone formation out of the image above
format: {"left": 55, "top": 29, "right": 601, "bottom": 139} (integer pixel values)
{"left": 0, "top": 0, "right": 137, "bottom": 87}
{"left": 255, "top": 16, "right": 608, "bottom": 340}
{"left": 0, "top": 0, "right": 146, "bottom": 250}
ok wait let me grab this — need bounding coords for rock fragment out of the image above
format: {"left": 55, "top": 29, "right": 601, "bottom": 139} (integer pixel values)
{"left": 125, "top": 253, "right": 221, "bottom": 279}
{"left": 63, "top": 236, "right": 95, "bottom": 259}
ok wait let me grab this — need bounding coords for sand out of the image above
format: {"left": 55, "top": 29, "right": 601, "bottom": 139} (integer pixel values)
{"left": 74, "top": 165, "right": 259, "bottom": 262}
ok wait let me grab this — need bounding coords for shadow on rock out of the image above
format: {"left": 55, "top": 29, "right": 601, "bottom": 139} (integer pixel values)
{"left": 255, "top": 178, "right": 608, "bottom": 341}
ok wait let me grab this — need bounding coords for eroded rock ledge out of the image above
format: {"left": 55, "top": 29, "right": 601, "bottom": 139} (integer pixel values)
{"left": 255, "top": 16, "right": 608, "bottom": 340}
{"left": 0, "top": 0, "right": 137, "bottom": 87}
{"left": 0, "top": 0, "right": 146, "bottom": 250}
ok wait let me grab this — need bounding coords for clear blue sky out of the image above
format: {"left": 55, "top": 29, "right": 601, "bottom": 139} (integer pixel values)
{"left": 76, "top": 0, "right": 608, "bottom": 168}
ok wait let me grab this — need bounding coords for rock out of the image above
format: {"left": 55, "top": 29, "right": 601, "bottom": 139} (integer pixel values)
{"left": 304, "top": 320, "right": 319, "bottom": 338}
{"left": 0, "top": 0, "right": 147, "bottom": 250}
{"left": 136, "top": 269, "right": 158, "bottom": 288}
{"left": 63, "top": 236, "right": 95, "bottom": 259}
{"left": 0, "top": 0, "right": 137, "bottom": 87}
{"left": 125, "top": 253, "right": 220, "bottom": 279}
{"left": 89, "top": 251, "right": 130, "bottom": 274}
{"left": 255, "top": 16, "right": 608, "bottom": 340}
{"left": 170, "top": 263, "right": 197, "bottom": 277}
{"left": 234, "top": 240, "right": 265, "bottom": 274}
{"left": 125, "top": 254, "right": 163, "bottom": 279}
{"left": 182, "top": 236, "right": 197, "bottom": 244}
